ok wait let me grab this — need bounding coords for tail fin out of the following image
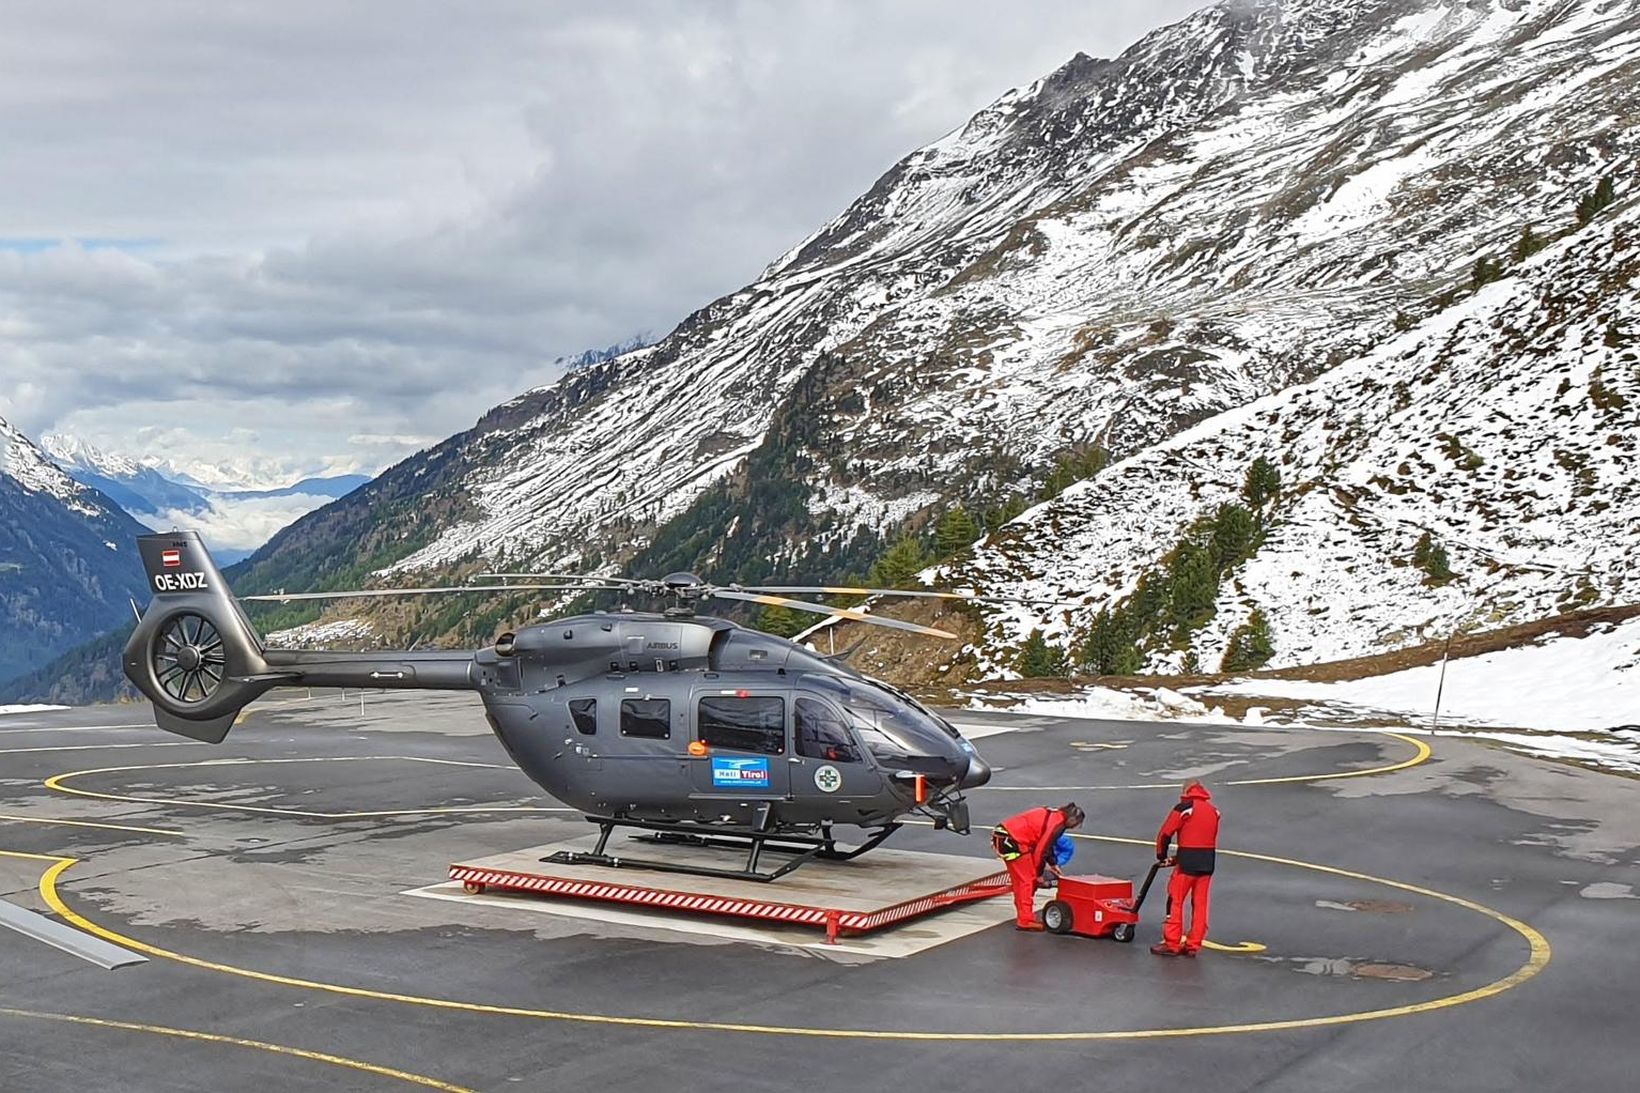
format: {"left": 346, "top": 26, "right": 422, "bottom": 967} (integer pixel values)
{"left": 122, "top": 531, "right": 279, "bottom": 743}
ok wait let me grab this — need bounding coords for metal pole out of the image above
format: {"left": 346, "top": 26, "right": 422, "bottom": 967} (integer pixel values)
{"left": 1431, "top": 630, "right": 1455, "bottom": 733}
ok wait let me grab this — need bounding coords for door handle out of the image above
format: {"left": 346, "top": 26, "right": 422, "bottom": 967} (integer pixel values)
{"left": 787, "top": 757, "right": 802, "bottom": 764}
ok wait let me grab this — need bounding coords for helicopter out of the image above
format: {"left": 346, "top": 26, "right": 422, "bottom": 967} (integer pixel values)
{"left": 121, "top": 530, "right": 1050, "bottom": 882}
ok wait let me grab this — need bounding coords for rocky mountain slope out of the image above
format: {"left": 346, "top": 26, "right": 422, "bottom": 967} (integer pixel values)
{"left": 0, "top": 417, "right": 150, "bottom": 686}
{"left": 156, "top": 0, "right": 1637, "bottom": 669}
{"left": 957, "top": 192, "right": 1639, "bottom": 673}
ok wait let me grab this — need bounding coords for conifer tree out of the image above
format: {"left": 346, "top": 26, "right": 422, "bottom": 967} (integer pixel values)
{"left": 1167, "top": 544, "right": 1219, "bottom": 635}
{"left": 1424, "top": 541, "right": 1455, "bottom": 583}
{"left": 933, "top": 505, "right": 981, "bottom": 560}
{"left": 1471, "top": 255, "right": 1502, "bottom": 290}
{"left": 1243, "top": 456, "right": 1282, "bottom": 509}
{"left": 1081, "top": 608, "right": 1140, "bottom": 676}
{"left": 1221, "top": 610, "right": 1275, "bottom": 672}
{"left": 1016, "top": 630, "right": 1068, "bottom": 678}
{"left": 1209, "top": 503, "right": 1259, "bottom": 570}
{"left": 1577, "top": 175, "right": 1617, "bottom": 226}
{"left": 1411, "top": 530, "right": 1434, "bottom": 569}
{"left": 755, "top": 603, "right": 808, "bottom": 638}
{"left": 868, "top": 536, "right": 928, "bottom": 589}
{"left": 1512, "top": 224, "right": 1544, "bottom": 263}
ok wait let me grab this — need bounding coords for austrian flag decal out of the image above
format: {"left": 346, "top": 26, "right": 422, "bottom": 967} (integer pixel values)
{"left": 161, "top": 549, "right": 182, "bottom": 568}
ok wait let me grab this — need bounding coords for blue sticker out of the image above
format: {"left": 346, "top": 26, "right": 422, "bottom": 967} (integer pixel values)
{"left": 711, "top": 756, "right": 771, "bottom": 788}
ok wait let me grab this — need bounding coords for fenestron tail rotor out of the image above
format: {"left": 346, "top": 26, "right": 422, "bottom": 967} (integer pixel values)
{"left": 153, "top": 613, "right": 227, "bottom": 704}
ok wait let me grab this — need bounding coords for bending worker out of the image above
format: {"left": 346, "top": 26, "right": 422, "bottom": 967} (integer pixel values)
{"left": 992, "top": 802, "right": 1085, "bottom": 929}
{"left": 1151, "top": 779, "right": 1220, "bottom": 956}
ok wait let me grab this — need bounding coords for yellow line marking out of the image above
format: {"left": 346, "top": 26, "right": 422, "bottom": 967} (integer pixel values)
{"left": 0, "top": 848, "right": 71, "bottom": 863}
{"left": 0, "top": 814, "right": 184, "bottom": 837}
{"left": 0, "top": 1003, "right": 473, "bottom": 1091}
{"left": 45, "top": 756, "right": 572, "bottom": 819}
{"left": 1200, "top": 939, "right": 1266, "bottom": 953}
{"left": 984, "top": 731, "right": 1433, "bottom": 791}
{"left": 39, "top": 840, "right": 1552, "bottom": 1041}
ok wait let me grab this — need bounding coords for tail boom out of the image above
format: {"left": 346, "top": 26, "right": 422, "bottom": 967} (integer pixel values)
{"left": 123, "top": 531, "right": 476, "bottom": 743}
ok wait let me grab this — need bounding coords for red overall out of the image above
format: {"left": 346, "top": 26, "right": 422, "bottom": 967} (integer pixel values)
{"left": 996, "top": 806, "right": 1070, "bottom": 927}
{"left": 1155, "top": 784, "right": 1219, "bottom": 953}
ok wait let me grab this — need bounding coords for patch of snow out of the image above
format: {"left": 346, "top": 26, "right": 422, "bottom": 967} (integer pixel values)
{"left": 0, "top": 415, "right": 101, "bottom": 517}
{"left": 1204, "top": 616, "right": 1640, "bottom": 734}
{"left": 0, "top": 705, "right": 69, "bottom": 715}
{"left": 264, "top": 618, "right": 378, "bottom": 649}
{"left": 972, "top": 685, "right": 1230, "bottom": 725}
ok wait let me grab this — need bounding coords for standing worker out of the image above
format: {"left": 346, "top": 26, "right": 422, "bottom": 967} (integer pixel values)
{"left": 1151, "top": 780, "right": 1219, "bottom": 956}
{"left": 992, "top": 802, "right": 1085, "bottom": 930}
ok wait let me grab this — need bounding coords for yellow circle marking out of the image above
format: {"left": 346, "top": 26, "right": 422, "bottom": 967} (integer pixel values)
{"left": 38, "top": 836, "right": 1551, "bottom": 1041}
{"left": 45, "top": 756, "right": 572, "bottom": 820}
{"left": 984, "top": 731, "right": 1432, "bottom": 791}
{"left": 1201, "top": 939, "right": 1266, "bottom": 953}
{"left": 0, "top": 1002, "right": 473, "bottom": 1092}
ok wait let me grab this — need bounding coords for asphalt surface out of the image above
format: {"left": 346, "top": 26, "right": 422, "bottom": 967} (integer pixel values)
{"left": 1, "top": 691, "right": 1636, "bottom": 1092}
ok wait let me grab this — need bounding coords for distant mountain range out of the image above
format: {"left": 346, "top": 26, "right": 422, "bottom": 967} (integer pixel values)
{"left": 40, "top": 433, "right": 370, "bottom": 563}
{"left": 0, "top": 416, "right": 150, "bottom": 687}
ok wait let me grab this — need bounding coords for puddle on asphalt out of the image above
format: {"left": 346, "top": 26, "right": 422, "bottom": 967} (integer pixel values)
{"left": 1263, "top": 955, "right": 1436, "bottom": 982}
{"left": 1315, "top": 898, "right": 1415, "bottom": 914}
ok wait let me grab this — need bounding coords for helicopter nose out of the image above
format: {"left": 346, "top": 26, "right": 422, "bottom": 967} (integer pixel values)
{"left": 959, "top": 753, "right": 992, "bottom": 789}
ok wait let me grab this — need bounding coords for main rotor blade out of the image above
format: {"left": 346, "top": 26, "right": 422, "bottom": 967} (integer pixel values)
{"left": 478, "top": 572, "right": 650, "bottom": 587}
{"left": 241, "top": 584, "right": 625, "bottom": 603}
{"left": 731, "top": 584, "right": 1068, "bottom": 607}
{"left": 708, "top": 589, "right": 957, "bottom": 640}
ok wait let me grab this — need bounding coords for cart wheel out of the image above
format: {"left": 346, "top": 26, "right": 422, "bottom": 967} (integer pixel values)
{"left": 1042, "top": 900, "right": 1074, "bottom": 935}
{"left": 463, "top": 881, "right": 485, "bottom": 895}
{"left": 1112, "top": 923, "right": 1135, "bottom": 943}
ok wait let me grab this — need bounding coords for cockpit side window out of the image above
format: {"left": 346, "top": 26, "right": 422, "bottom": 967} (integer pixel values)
{"left": 620, "top": 698, "right": 671, "bottom": 739}
{"left": 698, "top": 696, "right": 785, "bottom": 755}
{"left": 796, "top": 697, "right": 860, "bottom": 763}
{"left": 568, "top": 698, "right": 597, "bottom": 735}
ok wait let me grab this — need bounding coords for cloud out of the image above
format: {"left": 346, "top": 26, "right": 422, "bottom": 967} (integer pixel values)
{"left": 146, "top": 491, "right": 353, "bottom": 552}
{"left": 0, "top": 0, "right": 1203, "bottom": 478}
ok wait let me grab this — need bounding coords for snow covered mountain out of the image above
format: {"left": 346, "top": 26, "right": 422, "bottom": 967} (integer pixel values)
{"left": 957, "top": 195, "right": 1640, "bottom": 673}
{"left": 41, "top": 433, "right": 214, "bottom": 520}
{"left": 41, "top": 432, "right": 372, "bottom": 562}
{"left": 234, "top": 0, "right": 1636, "bottom": 660}
{"left": 0, "top": 417, "right": 150, "bottom": 686}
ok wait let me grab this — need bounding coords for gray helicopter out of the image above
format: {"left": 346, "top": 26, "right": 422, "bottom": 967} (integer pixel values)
{"left": 122, "top": 530, "right": 1043, "bottom": 881}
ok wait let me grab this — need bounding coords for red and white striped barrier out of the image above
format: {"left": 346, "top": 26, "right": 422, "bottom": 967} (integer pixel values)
{"left": 448, "top": 864, "right": 1009, "bottom": 943}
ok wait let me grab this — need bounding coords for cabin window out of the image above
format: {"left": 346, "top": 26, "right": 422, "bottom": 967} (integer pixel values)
{"left": 568, "top": 698, "right": 597, "bottom": 735}
{"left": 698, "top": 696, "right": 785, "bottom": 755}
{"left": 620, "top": 698, "right": 671, "bottom": 739}
{"left": 796, "top": 698, "right": 861, "bottom": 763}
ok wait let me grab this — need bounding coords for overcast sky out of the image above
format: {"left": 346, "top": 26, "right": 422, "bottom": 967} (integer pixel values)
{"left": 0, "top": 0, "right": 1203, "bottom": 488}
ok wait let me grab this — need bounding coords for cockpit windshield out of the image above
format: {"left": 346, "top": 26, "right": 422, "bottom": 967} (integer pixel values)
{"left": 802, "top": 675, "right": 955, "bottom": 765}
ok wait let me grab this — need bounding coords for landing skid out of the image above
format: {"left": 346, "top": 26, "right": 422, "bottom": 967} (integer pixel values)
{"left": 542, "top": 815, "right": 902, "bottom": 883}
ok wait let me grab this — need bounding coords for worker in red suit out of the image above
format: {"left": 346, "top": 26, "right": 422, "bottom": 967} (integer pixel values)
{"left": 992, "top": 802, "right": 1085, "bottom": 930}
{"left": 1151, "top": 780, "right": 1220, "bottom": 956}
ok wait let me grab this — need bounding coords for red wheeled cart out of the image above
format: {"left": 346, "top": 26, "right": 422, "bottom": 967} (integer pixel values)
{"left": 1040, "top": 861, "right": 1165, "bottom": 943}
